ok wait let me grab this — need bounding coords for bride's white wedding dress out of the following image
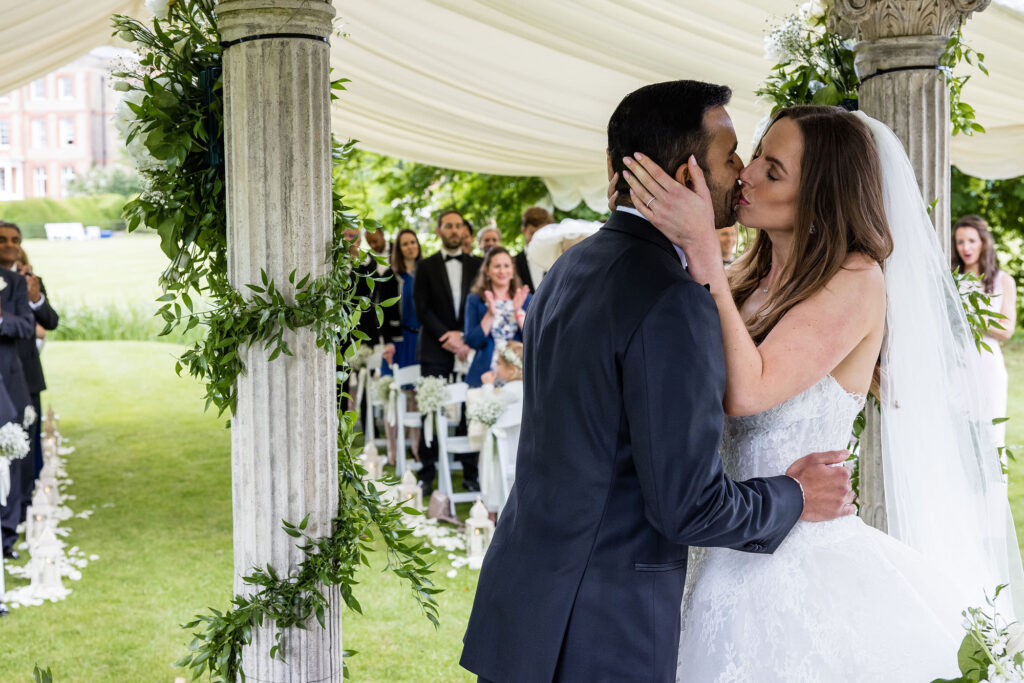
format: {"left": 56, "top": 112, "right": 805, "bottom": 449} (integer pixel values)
{"left": 676, "top": 375, "right": 965, "bottom": 682}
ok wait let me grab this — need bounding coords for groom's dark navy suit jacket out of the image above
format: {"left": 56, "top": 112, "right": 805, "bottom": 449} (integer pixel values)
{"left": 461, "top": 210, "right": 803, "bottom": 682}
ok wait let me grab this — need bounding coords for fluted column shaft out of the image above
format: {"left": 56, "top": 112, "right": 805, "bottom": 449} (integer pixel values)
{"left": 834, "top": 0, "right": 991, "bottom": 534}
{"left": 219, "top": 1, "right": 341, "bottom": 680}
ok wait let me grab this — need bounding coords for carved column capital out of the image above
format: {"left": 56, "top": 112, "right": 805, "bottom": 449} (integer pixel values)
{"left": 833, "top": 0, "right": 991, "bottom": 42}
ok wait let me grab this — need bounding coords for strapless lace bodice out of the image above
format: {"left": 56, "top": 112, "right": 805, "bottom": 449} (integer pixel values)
{"left": 719, "top": 375, "right": 865, "bottom": 481}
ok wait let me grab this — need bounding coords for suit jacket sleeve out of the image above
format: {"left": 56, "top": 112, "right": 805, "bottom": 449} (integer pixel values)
{"left": 0, "top": 276, "right": 37, "bottom": 340}
{"left": 464, "top": 294, "right": 488, "bottom": 349}
{"left": 32, "top": 278, "right": 59, "bottom": 331}
{"left": 622, "top": 280, "right": 803, "bottom": 553}
{"left": 413, "top": 261, "right": 450, "bottom": 342}
{"left": 378, "top": 272, "right": 401, "bottom": 344}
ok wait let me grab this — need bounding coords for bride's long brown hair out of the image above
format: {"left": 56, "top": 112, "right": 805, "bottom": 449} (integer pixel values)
{"left": 730, "top": 106, "right": 894, "bottom": 344}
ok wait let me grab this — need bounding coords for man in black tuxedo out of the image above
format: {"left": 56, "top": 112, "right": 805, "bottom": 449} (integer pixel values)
{"left": 412, "top": 209, "right": 482, "bottom": 495}
{"left": 461, "top": 81, "right": 853, "bottom": 682}
{"left": 514, "top": 206, "right": 553, "bottom": 291}
{"left": 0, "top": 222, "right": 59, "bottom": 501}
{"left": 0, "top": 264, "right": 39, "bottom": 559}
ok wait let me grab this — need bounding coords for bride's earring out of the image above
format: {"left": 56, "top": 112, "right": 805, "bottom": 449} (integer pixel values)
{"left": 809, "top": 223, "right": 816, "bottom": 235}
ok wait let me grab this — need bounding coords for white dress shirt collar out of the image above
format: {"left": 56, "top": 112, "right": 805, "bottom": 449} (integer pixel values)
{"left": 615, "top": 207, "right": 687, "bottom": 268}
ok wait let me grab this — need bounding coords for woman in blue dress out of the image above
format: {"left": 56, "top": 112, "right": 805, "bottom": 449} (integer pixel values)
{"left": 464, "top": 246, "right": 531, "bottom": 387}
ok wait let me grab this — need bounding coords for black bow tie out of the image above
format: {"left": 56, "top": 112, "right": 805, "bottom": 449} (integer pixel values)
{"left": 445, "top": 254, "right": 462, "bottom": 262}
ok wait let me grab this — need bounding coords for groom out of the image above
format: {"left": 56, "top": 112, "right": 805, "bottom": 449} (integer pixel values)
{"left": 460, "top": 81, "right": 854, "bottom": 682}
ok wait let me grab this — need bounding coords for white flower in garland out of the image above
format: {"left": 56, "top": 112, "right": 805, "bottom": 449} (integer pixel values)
{"left": 145, "top": 0, "right": 173, "bottom": 20}
{"left": 0, "top": 422, "right": 31, "bottom": 460}
{"left": 23, "top": 405, "right": 36, "bottom": 429}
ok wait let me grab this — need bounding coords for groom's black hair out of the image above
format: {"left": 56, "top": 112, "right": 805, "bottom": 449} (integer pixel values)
{"left": 607, "top": 80, "right": 731, "bottom": 208}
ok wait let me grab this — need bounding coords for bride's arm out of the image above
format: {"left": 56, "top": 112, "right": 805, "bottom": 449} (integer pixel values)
{"left": 623, "top": 154, "right": 883, "bottom": 415}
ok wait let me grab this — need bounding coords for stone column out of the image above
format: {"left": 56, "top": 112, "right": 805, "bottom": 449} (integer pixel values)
{"left": 834, "top": 0, "right": 990, "bottom": 533}
{"left": 219, "top": 1, "right": 341, "bottom": 681}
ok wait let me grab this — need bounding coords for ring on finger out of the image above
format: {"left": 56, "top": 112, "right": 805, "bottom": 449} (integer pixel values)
{"left": 645, "top": 196, "right": 657, "bottom": 208}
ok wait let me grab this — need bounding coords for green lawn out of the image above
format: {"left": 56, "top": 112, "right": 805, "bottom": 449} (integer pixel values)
{"left": 0, "top": 342, "right": 475, "bottom": 682}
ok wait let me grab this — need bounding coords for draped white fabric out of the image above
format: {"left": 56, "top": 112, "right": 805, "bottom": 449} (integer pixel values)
{"left": 2, "top": 0, "right": 1023, "bottom": 206}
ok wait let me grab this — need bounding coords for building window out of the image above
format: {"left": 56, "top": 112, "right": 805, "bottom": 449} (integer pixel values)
{"left": 30, "top": 79, "right": 45, "bottom": 99}
{"left": 0, "top": 120, "right": 8, "bottom": 147}
{"left": 59, "top": 117, "right": 75, "bottom": 146}
{"left": 0, "top": 168, "right": 7, "bottom": 194}
{"left": 33, "top": 167, "right": 47, "bottom": 196}
{"left": 31, "top": 119, "right": 46, "bottom": 148}
{"left": 61, "top": 166, "right": 76, "bottom": 194}
{"left": 57, "top": 77, "right": 74, "bottom": 99}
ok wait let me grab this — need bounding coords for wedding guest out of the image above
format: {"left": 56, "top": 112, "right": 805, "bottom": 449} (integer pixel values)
{"left": 364, "top": 226, "right": 390, "bottom": 276}
{"left": 3, "top": 236, "right": 59, "bottom": 488}
{"left": 0, "top": 262, "right": 40, "bottom": 559}
{"left": 337, "top": 225, "right": 379, "bottom": 413}
{"left": 953, "top": 214, "right": 1017, "bottom": 447}
{"left": 515, "top": 206, "right": 553, "bottom": 291}
{"left": 379, "top": 228, "right": 422, "bottom": 464}
{"left": 464, "top": 247, "right": 531, "bottom": 388}
{"left": 718, "top": 224, "right": 739, "bottom": 265}
{"left": 477, "top": 226, "right": 501, "bottom": 255}
{"left": 462, "top": 220, "right": 476, "bottom": 255}
{"left": 481, "top": 340, "right": 524, "bottom": 397}
{"left": 413, "top": 209, "right": 483, "bottom": 495}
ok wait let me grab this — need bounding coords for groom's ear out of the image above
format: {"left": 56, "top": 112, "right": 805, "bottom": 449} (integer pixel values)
{"left": 675, "top": 163, "right": 694, "bottom": 190}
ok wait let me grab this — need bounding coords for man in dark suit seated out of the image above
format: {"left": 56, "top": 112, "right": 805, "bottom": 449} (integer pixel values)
{"left": 514, "top": 206, "right": 553, "bottom": 293}
{"left": 413, "top": 209, "right": 482, "bottom": 495}
{"left": 0, "top": 222, "right": 59, "bottom": 501}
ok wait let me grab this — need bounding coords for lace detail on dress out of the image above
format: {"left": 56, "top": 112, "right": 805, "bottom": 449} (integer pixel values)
{"left": 677, "top": 375, "right": 962, "bottom": 683}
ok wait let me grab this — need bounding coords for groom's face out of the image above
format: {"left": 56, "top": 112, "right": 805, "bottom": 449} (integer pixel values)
{"left": 694, "top": 106, "right": 744, "bottom": 229}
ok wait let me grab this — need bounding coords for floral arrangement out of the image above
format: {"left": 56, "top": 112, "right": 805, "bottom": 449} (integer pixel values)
{"left": 495, "top": 341, "right": 523, "bottom": 370}
{"left": 374, "top": 375, "right": 396, "bottom": 403}
{"left": 23, "top": 405, "right": 36, "bottom": 429}
{"left": 0, "top": 422, "right": 31, "bottom": 460}
{"left": 415, "top": 376, "right": 447, "bottom": 416}
{"left": 467, "top": 396, "right": 506, "bottom": 429}
{"left": 757, "top": 0, "right": 986, "bottom": 136}
{"left": 932, "top": 586, "right": 1024, "bottom": 682}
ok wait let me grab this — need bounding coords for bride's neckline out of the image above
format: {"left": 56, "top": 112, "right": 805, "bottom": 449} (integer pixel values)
{"left": 728, "top": 374, "right": 866, "bottom": 422}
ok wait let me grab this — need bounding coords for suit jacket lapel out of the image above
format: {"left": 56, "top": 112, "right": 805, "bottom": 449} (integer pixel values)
{"left": 434, "top": 254, "right": 458, "bottom": 321}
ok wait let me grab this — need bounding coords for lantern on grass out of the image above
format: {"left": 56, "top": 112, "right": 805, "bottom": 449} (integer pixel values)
{"left": 44, "top": 407, "right": 58, "bottom": 438}
{"left": 42, "top": 435, "right": 58, "bottom": 464}
{"left": 31, "top": 527, "right": 65, "bottom": 598}
{"left": 361, "top": 443, "right": 382, "bottom": 481}
{"left": 26, "top": 489, "right": 56, "bottom": 543}
{"left": 398, "top": 469, "right": 423, "bottom": 510}
{"left": 465, "top": 497, "right": 495, "bottom": 569}
{"left": 39, "top": 473, "right": 60, "bottom": 506}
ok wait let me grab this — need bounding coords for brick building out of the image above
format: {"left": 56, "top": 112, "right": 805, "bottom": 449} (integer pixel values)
{"left": 0, "top": 48, "right": 120, "bottom": 201}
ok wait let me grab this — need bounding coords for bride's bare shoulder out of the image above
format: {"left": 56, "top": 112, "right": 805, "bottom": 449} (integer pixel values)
{"left": 825, "top": 253, "right": 884, "bottom": 304}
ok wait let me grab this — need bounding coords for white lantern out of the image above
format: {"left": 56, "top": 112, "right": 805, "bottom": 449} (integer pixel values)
{"left": 397, "top": 470, "right": 423, "bottom": 510}
{"left": 26, "top": 489, "right": 56, "bottom": 543}
{"left": 44, "top": 407, "right": 58, "bottom": 438}
{"left": 39, "top": 473, "right": 60, "bottom": 506}
{"left": 465, "top": 497, "right": 495, "bottom": 570}
{"left": 31, "top": 527, "right": 65, "bottom": 599}
{"left": 361, "top": 443, "right": 381, "bottom": 481}
{"left": 42, "top": 435, "right": 58, "bottom": 464}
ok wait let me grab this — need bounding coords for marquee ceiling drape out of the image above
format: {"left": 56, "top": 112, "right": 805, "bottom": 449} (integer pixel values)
{"left": 2, "top": 0, "right": 1022, "bottom": 210}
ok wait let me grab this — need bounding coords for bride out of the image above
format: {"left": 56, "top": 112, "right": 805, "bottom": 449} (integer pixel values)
{"left": 623, "top": 106, "right": 1024, "bottom": 681}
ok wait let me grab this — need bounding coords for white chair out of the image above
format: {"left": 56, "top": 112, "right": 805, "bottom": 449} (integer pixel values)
{"left": 393, "top": 364, "right": 422, "bottom": 477}
{"left": 435, "top": 382, "right": 478, "bottom": 516}
{"left": 477, "top": 400, "right": 522, "bottom": 518}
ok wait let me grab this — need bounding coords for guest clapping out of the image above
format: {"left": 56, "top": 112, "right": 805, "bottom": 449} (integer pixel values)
{"left": 953, "top": 215, "right": 1017, "bottom": 447}
{"left": 464, "top": 247, "right": 531, "bottom": 387}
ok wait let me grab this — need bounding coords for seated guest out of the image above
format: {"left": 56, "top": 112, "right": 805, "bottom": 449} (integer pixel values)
{"left": 477, "top": 226, "right": 501, "bottom": 255}
{"left": 462, "top": 220, "right": 476, "bottom": 255}
{"left": 464, "top": 247, "right": 531, "bottom": 387}
{"left": 413, "top": 209, "right": 482, "bottom": 494}
{"left": 515, "top": 206, "right": 553, "bottom": 291}
{"left": 481, "top": 340, "right": 524, "bottom": 400}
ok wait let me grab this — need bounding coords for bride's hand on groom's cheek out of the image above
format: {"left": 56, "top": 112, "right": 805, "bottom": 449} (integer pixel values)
{"left": 621, "top": 154, "right": 720, "bottom": 268}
